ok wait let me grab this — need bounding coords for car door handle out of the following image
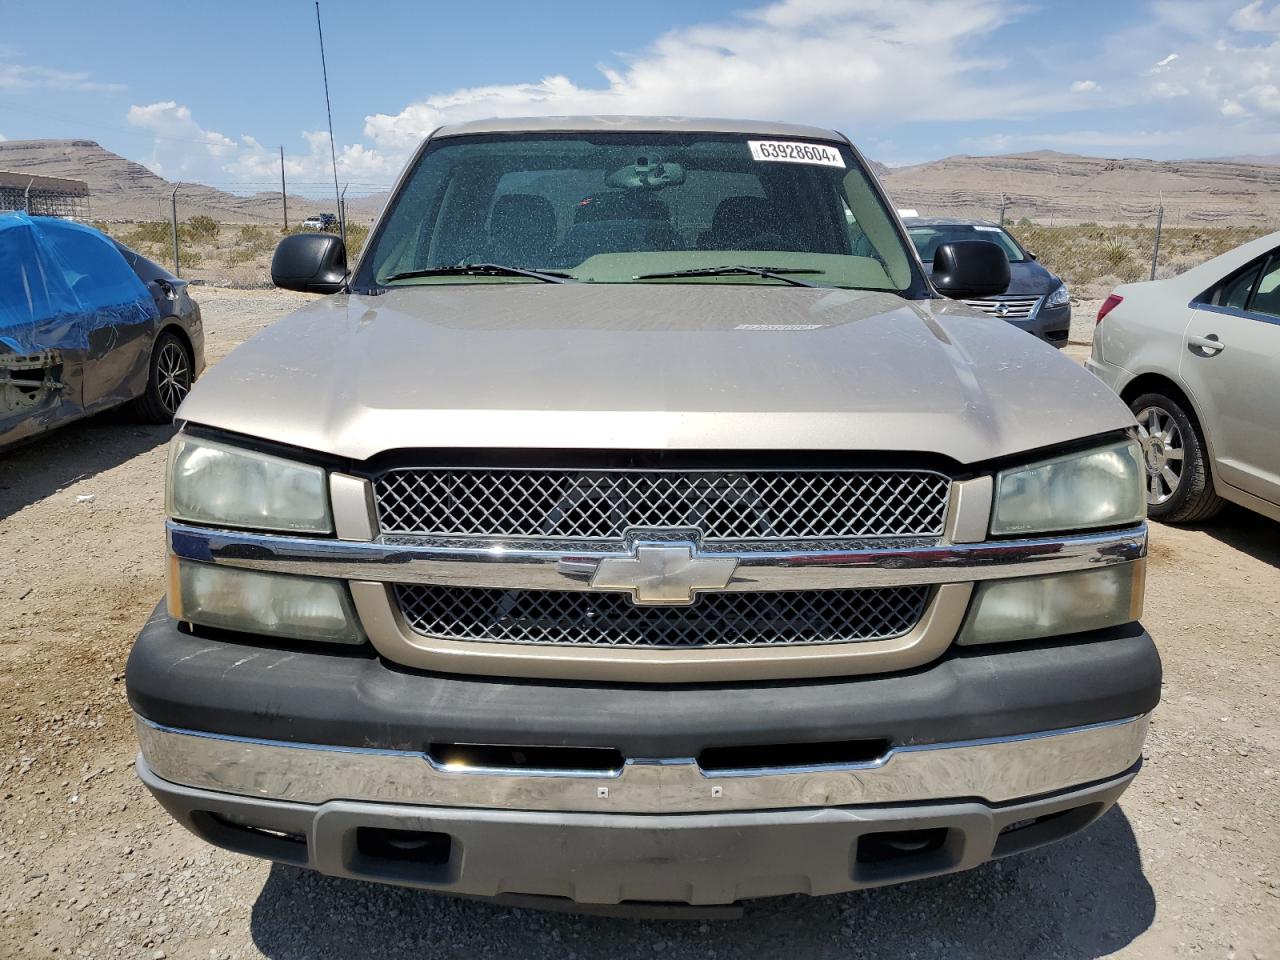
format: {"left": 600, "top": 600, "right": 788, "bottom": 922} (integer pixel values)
{"left": 1188, "top": 335, "right": 1225, "bottom": 355}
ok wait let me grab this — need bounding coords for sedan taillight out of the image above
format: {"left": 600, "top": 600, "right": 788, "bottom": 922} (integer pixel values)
{"left": 1096, "top": 294, "right": 1123, "bottom": 326}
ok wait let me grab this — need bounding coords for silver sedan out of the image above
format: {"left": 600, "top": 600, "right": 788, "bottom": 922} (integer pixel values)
{"left": 1087, "top": 231, "right": 1280, "bottom": 523}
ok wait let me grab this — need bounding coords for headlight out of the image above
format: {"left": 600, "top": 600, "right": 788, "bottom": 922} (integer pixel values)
{"left": 1044, "top": 283, "right": 1069, "bottom": 308}
{"left": 958, "top": 563, "right": 1144, "bottom": 646}
{"left": 172, "top": 559, "right": 363, "bottom": 644}
{"left": 167, "top": 434, "right": 332, "bottom": 533}
{"left": 991, "top": 440, "right": 1144, "bottom": 536}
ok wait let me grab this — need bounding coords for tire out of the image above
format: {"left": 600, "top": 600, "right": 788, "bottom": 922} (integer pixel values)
{"left": 1130, "top": 391, "right": 1225, "bottom": 524}
{"left": 132, "top": 331, "right": 193, "bottom": 424}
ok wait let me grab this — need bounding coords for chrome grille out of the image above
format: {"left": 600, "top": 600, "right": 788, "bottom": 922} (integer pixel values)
{"left": 394, "top": 584, "right": 931, "bottom": 648}
{"left": 373, "top": 469, "right": 950, "bottom": 541}
{"left": 962, "top": 295, "right": 1042, "bottom": 320}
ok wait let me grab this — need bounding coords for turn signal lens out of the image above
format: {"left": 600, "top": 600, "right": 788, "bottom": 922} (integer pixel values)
{"left": 958, "top": 563, "right": 1144, "bottom": 646}
{"left": 172, "top": 559, "right": 364, "bottom": 645}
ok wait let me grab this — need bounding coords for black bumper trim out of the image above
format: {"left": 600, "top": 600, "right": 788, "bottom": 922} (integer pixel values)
{"left": 126, "top": 603, "right": 1160, "bottom": 757}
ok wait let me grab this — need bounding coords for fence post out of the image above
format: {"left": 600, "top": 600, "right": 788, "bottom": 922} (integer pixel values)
{"left": 170, "top": 184, "right": 181, "bottom": 278}
{"left": 1150, "top": 205, "right": 1164, "bottom": 281}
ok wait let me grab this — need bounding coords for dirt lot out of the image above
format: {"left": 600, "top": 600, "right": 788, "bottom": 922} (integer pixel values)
{"left": 1, "top": 289, "right": 1277, "bottom": 960}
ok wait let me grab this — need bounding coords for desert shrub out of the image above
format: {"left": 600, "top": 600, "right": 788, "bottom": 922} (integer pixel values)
{"left": 345, "top": 222, "right": 370, "bottom": 257}
{"left": 123, "top": 221, "right": 172, "bottom": 246}
{"left": 183, "top": 215, "right": 219, "bottom": 242}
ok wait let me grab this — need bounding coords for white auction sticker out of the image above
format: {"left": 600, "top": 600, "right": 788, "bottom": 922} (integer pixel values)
{"left": 748, "top": 140, "right": 846, "bottom": 168}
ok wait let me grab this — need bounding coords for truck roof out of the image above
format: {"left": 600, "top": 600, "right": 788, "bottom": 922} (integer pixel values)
{"left": 433, "top": 115, "right": 844, "bottom": 141}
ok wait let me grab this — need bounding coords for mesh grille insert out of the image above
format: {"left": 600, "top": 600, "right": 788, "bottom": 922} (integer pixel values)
{"left": 394, "top": 584, "right": 931, "bottom": 648}
{"left": 373, "top": 469, "right": 950, "bottom": 540}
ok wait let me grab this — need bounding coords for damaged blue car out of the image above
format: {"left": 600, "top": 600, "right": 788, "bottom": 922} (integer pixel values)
{"left": 1, "top": 212, "right": 204, "bottom": 450}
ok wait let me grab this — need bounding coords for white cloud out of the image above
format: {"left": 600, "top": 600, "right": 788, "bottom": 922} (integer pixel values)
{"left": 1221, "top": 97, "right": 1249, "bottom": 115}
{"left": 362, "top": 0, "right": 1052, "bottom": 154}
{"left": 125, "top": 101, "right": 399, "bottom": 191}
{"left": 1152, "top": 52, "right": 1180, "bottom": 69}
{"left": 1230, "top": 1, "right": 1280, "bottom": 31}
{"left": 0, "top": 62, "right": 125, "bottom": 93}
{"left": 127, "top": 102, "right": 236, "bottom": 157}
{"left": 1071, "top": 79, "right": 1101, "bottom": 92}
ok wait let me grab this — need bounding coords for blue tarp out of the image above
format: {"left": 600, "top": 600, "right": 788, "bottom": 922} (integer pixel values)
{"left": 0, "top": 212, "right": 158, "bottom": 355}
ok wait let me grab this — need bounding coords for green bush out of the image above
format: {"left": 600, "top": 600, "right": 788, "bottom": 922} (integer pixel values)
{"left": 184, "top": 215, "right": 219, "bottom": 242}
{"left": 123, "top": 221, "right": 172, "bottom": 247}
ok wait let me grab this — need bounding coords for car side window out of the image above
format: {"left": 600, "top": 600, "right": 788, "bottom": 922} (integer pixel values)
{"left": 1215, "top": 262, "right": 1262, "bottom": 311}
{"left": 1249, "top": 255, "right": 1280, "bottom": 319}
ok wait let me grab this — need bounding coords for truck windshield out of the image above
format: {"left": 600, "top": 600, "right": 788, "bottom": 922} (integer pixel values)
{"left": 358, "top": 133, "right": 920, "bottom": 294}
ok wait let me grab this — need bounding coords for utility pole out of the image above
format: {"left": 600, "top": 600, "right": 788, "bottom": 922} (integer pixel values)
{"left": 998, "top": 193, "right": 1007, "bottom": 226}
{"left": 280, "top": 145, "right": 289, "bottom": 231}
{"left": 170, "top": 184, "right": 181, "bottom": 278}
{"left": 315, "top": 1, "right": 342, "bottom": 228}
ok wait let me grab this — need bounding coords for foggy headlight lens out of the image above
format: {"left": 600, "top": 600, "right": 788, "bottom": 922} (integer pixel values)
{"left": 991, "top": 440, "right": 1144, "bottom": 535}
{"left": 958, "top": 563, "right": 1143, "bottom": 646}
{"left": 174, "top": 560, "right": 363, "bottom": 644}
{"left": 1044, "top": 283, "right": 1070, "bottom": 308}
{"left": 167, "top": 434, "right": 332, "bottom": 533}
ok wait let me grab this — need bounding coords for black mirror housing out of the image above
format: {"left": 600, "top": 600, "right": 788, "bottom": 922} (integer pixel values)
{"left": 271, "top": 233, "right": 348, "bottom": 294}
{"left": 931, "top": 241, "right": 1011, "bottom": 300}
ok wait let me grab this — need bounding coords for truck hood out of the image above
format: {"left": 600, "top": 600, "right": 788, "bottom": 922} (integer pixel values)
{"left": 177, "top": 284, "right": 1133, "bottom": 465}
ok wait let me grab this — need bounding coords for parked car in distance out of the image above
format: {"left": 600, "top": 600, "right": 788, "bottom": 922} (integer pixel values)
{"left": 1088, "top": 231, "right": 1280, "bottom": 523}
{"left": 300, "top": 213, "right": 338, "bottom": 232}
{"left": 129, "top": 117, "right": 1157, "bottom": 911}
{"left": 1, "top": 213, "right": 204, "bottom": 450}
{"left": 904, "top": 217, "right": 1071, "bottom": 347}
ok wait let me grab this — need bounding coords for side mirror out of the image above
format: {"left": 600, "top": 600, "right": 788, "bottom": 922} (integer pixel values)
{"left": 931, "top": 241, "right": 1011, "bottom": 299}
{"left": 271, "top": 233, "right": 347, "bottom": 294}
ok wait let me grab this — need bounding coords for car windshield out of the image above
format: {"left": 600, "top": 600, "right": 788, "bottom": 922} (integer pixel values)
{"left": 357, "top": 132, "right": 920, "bottom": 293}
{"left": 906, "top": 224, "right": 1026, "bottom": 263}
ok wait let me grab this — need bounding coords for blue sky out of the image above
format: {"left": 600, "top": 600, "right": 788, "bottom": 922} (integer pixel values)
{"left": 2, "top": 0, "right": 1279, "bottom": 196}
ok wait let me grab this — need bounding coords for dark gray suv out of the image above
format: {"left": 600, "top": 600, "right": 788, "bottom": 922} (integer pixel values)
{"left": 906, "top": 217, "right": 1071, "bottom": 346}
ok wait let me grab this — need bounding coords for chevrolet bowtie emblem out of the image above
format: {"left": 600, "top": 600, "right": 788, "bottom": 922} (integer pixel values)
{"left": 590, "top": 542, "right": 738, "bottom": 606}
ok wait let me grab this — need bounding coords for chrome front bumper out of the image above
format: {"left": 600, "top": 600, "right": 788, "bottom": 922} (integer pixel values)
{"left": 135, "top": 712, "right": 1149, "bottom": 815}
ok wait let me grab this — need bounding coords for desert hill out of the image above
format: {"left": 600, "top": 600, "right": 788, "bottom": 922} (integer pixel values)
{"left": 0, "top": 139, "right": 385, "bottom": 223}
{"left": 879, "top": 150, "right": 1280, "bottom": 226}
{"left": 4, "top": 138, "right": 1280, "bottom": 228}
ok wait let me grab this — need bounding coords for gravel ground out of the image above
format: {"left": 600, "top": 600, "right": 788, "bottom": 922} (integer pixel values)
{"left": 1, "top": 288, "right": 1277, "bottom": 959}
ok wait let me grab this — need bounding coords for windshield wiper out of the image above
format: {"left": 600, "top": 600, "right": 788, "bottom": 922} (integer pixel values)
{"left": 382, "top": 263, "right": 575, "bottom": 284}
{"left": 632, "top": 265, "right": 824, "bottom": 287}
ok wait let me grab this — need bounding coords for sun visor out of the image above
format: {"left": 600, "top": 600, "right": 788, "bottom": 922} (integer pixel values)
{"left": 0, "top": 212, "right": 158, "bottom": 355}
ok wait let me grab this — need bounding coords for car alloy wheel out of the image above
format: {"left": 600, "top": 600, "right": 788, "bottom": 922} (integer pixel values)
{"left": 156, "top": 339, "right": 192, "bottom": 415}
{"left": 1135, "top": 405, "right": 1185, "bottom": 505}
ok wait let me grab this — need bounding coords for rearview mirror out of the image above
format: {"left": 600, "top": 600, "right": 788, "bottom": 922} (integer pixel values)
{"left": 271, "top": 233, "right": 347, "bottom": 294}
{"left": 931, "top": 241, "right": 1011, "bottom": 299}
